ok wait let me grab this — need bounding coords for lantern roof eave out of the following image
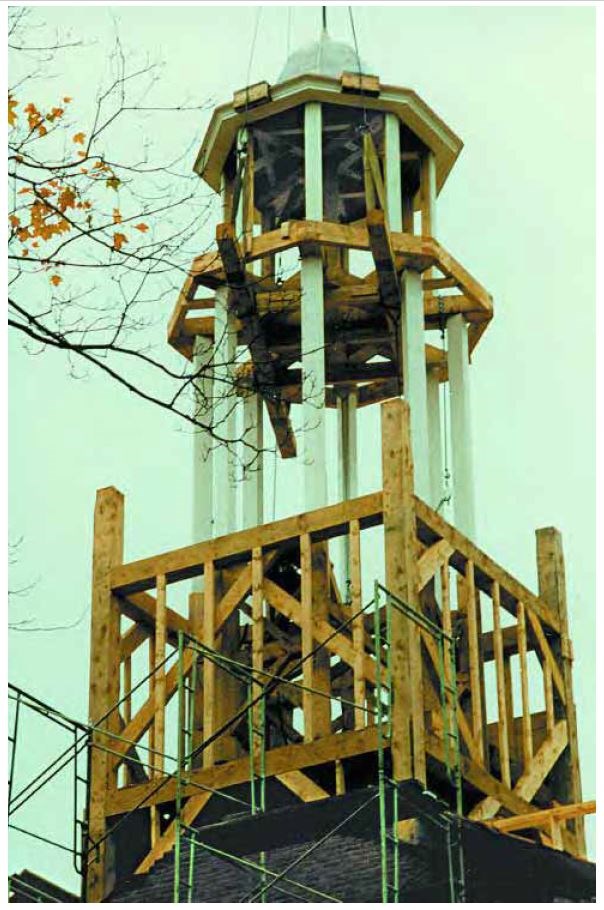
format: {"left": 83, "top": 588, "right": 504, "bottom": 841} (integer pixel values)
{"left": 195, "top": 73, "right": 463, "bottom": 196}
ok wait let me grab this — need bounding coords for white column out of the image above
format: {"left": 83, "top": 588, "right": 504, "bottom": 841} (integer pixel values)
{"left": 447, "top": 314, "right": 476, "bottom": 539}
{"left": 301, "top": 101, "right": 327, "bottom": 511}
{"left": 242, "top": 392, "right": 264, "bottom": 528}
{"left": 401, "top": 270, "right": 431, "bottom": 501}
{"left": 426, "top": 366, "right": 443, "bottom": 510}
{"left": 384, "top": 113, "right": 402, "bottom": 231}
{"left": 212, "top": 285, "right": 238, "bottom": 537}
{"left": 192, "top": 335, "right": 214, "bottom": 543}
{"left": 421, "top": 151, "right": 438, "bottom": 237}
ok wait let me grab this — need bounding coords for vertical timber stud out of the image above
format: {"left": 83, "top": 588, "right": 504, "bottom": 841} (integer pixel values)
{"left": 350, "top": 519, "right": 366, "bottom": 730}
{"left": 189, "top": 591, "right": 204, "bottom": 768}
{"left": 381, "top": 399, "right": 426, "bottom": 784}
{"left": 536, "top": 528, "right": 586, "bottom": 856}
{"left": 202, "top": 561, "right": 216, "bottom": 769}
{"left": 448, "top": 314, "right": 476, "bottom": 539}
{"left": 302, "top": 101, "right": 327, "bottom": 511}
{"left": 154, "top": 575, "right": 167, "bottom": 776}
{"left": 251, "top": 548, "right": 264, "bottom": 768}
{"left": 212, "top": 285, "right": 237, "bottom": 537}
{"left": 87, "top": 487, "right": 124, "bottom": 902}
{"left": 300, "top": 533, "right": 331, "bottom": 741}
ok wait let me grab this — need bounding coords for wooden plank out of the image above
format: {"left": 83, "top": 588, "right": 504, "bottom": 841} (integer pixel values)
{"left": 123, "top": 657, "right": 132, "bottom": 726}
{"left": 299, "top": 537, "right": 334, "bottom": 741}
{"left": 349, "top": 519, "right": 366, "bottom": 730}
{"left": 135, "top": 791, "right": 213, "bottom": 875}
{"left": 107, "top": 725, "right": 382, "bottom": 816}
{"left": 491, "top": 582, "right": 511, "bottom": 788}
{"left": 414, "top": 498, "right": 561, "bottom": 634}
{"left": 153, "top": 575, "right": 167, "bottom": 778}
{"left": 276, "top": 770, "right": 330, "bottom": 802}
{"left": 215, "top": 563, "right": 253, "bottom": 631}
{"left": 87, "top": 486, "right": 124, "bottom": 902}
{"left": 120, "top": 590, "right": 189, "bottom": 641}
{"left": 486, "top": 800, "right": 596, "bottom": 834}
{"left": 544, "top": 662, "right": 555, "bottom": 735}
{"left": 262, "top": 578, "right": 376, "bottom": 684}
{"left": 536, "top": 527, "right": 585, "bottom": 855}
{"left": 469, "top": 720, "right": 568, "bottom": 821}
{"left": 251, "top": 547, "right": 264, "bottom": 768}
{"left": 380, "top": 398, "right": 425, "bottom": 783}
{"left": 202, "top": 561, "right": 216, "bottom": 769}
{"left": 189, "top": 592, "right": 204, "bottom": 766}
{"left": 464, "top": 560, "right": 484, "bottom": 763}
{"left": 526, "top": 608, "right": 566, "bottom": 704}
{"left": 516, "top": 602, "right": 533, "bottom": 769}
{"left": 417, "top": 539, "right": 454, "bottom": 591}
{"left": 119, "top": 624, "right": 149, "bottom": 662}
{"left": 111, "top": 492, "right": 383, "bottom": 595}
{"left": 341, "top": 71, "right": 380, "bottom": 95}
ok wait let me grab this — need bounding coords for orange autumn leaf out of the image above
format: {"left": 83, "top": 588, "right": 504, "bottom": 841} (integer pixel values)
{"left": 50, "top": 274, "right": 62, "bottom": 287}
{"left": 18, "top": 188, "right": 33, "bottom": 195}
{"left": 106, "top": 175, "right": 121, "bottom": 191}
{"left": 63, "top": 96, "right": 73, "bottom": 103}
{"left": 112, "top": 208, "right": 122, "bottom": 224}
{"left": 72, "top": 131, "right": 86, "bottom": 144}
{"left": 8, "top": 95, "right": 18, "bottom": 127}
{"left": 112, "top": 232, "right": 128, "bottom": 251}
{"left": 57, "top": 187, "right": 76, "bottom": 211}
{"left": 134, "top": 223, "right": 149, "bottom": 233}
{"left": 9, "top": 214, "right": 21, "bottom": 228}
{"left": 77, "top": 151, "right": 87, "bottom": 158}
{"left": 46, "top": 106, "right": 65, "bottom": 123}
{"left": 17, "top": 228, "right": 31, "bottom": 242}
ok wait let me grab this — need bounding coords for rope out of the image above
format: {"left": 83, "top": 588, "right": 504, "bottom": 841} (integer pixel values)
{"left": 246, "top": 7, "right": 262, "bottom": 89}
{"left": 348, "top": 6, "right": 368, "bottom": 127}
{"left": 437, "top": 296, "right": 452, "bottom": 513}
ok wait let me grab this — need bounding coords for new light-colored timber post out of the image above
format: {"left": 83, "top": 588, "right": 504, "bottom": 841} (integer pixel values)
{"left": 336, "top": 389, "right": 358, "bottom": 593}
{"left": 447, "top": 314, "right": 476, "bottom": 538}
{"left": 87, "top": 486, "right": 124, "bottom": 902}
{"left": 301, "top": 100, "right": 327, "bottom": 511}
{"left": 536, "top": 527, "right": 586, "bottom": 857}
{"left": 426, "top": 365, "right": 443, "bottom": 509}
{"left": 192, "top": 335, "right": 214, "bottom": 544}
{"left": 420, "top": 151, "right": 437, "bottom": 238}
{"left": 212, "top": 284, "right": 237, "bottom": 537}
{"left": 381, "top": 399, "right": 426, "bottom": 784}
{"left": 242, "top": 392, "right": 264, "bottom": 528}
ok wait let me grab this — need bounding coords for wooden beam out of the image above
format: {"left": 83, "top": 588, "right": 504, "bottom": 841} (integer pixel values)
{"left": 381, "top": 398, "right": 425, "bottom": 784}
{"left": 153, "top": 575, "right": 167, "bottom": 777}
{"left": 110, "top": 492, "right": 383, "bottom": 595}
{"left": 516, "top": 601, "right": 533, "bottom": 769}
{"left": 87, "top": 487, "right": 124, "bottom": 902}
{"left": 464, "top": 560, "right": 485, "bottom": 764}
{"left": 349, "top": 519, "right": 366, "bottom": 730}
{"left": 135, "top": 791, "right": 213, "bottom": 875}
{"left": 536, "top": 527, "right": 585, "bottom": 855}
{"left": 491, "top": 582, "right": 511, "bottom": 788}
{"left": 276, "top": 770, "right": 330, "bottom": 802}
{"left": 216, "top": 222, "right": 296, "bottom": 459}
{"left": 417, "top": 539, "right": 454, "bottom": 591}
{"left": 485, "top": 800, "right": 596, "bottom": 834}
{"left": 202, "top": 561, "right": 216, "bottom": 769}
{"left": 414, "top": 498, "right": 561, "bottom": 634}
{"left": 251, "top": 547, "right": 264, "bottom": 770}
{"left": 469, "top": 720, "right": 568, "bottom": 822}
{"left": 107, "top": 725, "right": 382, "bottom": 816}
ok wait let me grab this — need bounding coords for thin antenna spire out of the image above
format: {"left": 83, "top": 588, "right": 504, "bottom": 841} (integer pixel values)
{"left": 322, "top": 5, "right": 327, "bottom": 33}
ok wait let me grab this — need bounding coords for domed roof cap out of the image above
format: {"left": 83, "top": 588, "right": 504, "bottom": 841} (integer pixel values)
{"left": 277, "top": 30, "right": 371, "bottom": 83}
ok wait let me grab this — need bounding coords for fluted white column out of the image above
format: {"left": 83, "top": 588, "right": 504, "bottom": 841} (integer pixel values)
{"left": 301, "top": 101, "right": 327, "bottom": 511}
{"left": 447, "top": 314, "right": 476, "bottom": 538}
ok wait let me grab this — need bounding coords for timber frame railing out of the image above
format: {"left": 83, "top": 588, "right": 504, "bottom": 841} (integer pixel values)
{"left": 85, "top": 399, "right": 587, "bottom": 900}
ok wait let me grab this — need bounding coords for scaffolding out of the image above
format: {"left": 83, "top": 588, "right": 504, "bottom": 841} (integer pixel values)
{"left": 8, "top": 577, "right": 469, "bottom": 904}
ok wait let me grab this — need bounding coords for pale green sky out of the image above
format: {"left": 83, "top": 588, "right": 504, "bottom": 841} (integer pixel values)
{"left": 8, "top": 3, "right": 595, "bottom": 888}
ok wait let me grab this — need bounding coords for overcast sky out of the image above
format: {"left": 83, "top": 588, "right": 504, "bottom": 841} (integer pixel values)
{"left": 8, "top": 3, "right": 595, "bottom": 887}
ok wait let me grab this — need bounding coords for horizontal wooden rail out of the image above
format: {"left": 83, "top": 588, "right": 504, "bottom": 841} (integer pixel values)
{"left": 110, "top": 492, "right": 383, "bottom": 595}
{"left": 485, "top": 800, "right": 595, "bottom": 834}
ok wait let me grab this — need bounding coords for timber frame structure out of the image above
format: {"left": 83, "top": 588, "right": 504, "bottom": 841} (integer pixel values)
{"left": 85, "top": 399, "right": 588, "bottom": 900}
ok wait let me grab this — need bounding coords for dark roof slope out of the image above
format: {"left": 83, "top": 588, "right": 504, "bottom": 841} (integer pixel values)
{"left": 107, "top": 782, "right": 595, "bottom": 903}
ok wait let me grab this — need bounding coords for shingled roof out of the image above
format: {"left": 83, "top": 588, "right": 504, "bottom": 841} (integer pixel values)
{"left": 106, "top": 783, "right": 595, "bottom": 903}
